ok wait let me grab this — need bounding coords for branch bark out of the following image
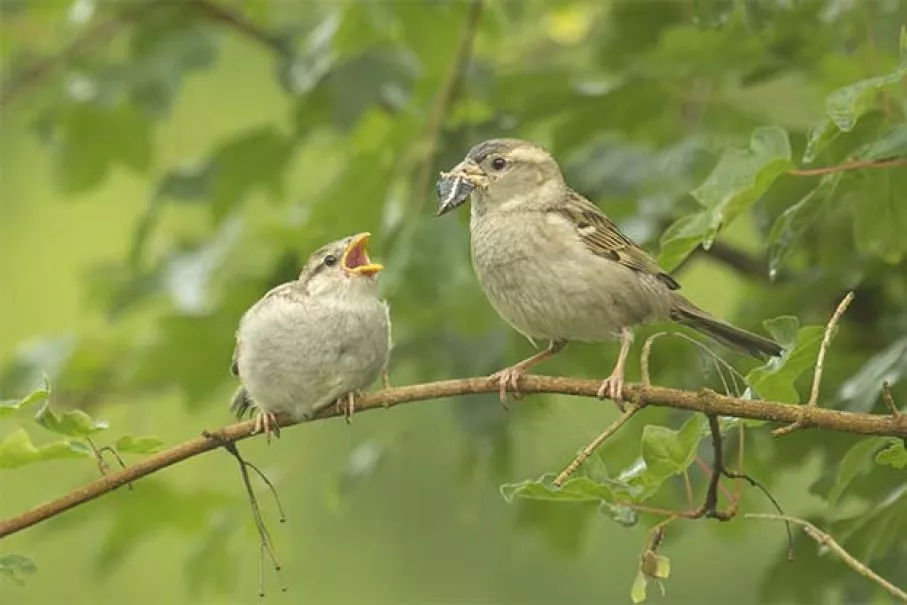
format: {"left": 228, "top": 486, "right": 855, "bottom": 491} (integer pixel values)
{"left": 1, "top": 375, "right": 905, "bottom": 539}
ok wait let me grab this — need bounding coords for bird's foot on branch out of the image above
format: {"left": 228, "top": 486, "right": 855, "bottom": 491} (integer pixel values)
{"left": 489, "top": 366, "right": 529, "bottom": 408}
{"left": 596, "top": 371, "right": 626, "bottom": 412}
{"left": 253, "top": 410, "right": 280, "bottom": 443}
{"left": 335, "top": 391, "right": 359, "bottom": 424}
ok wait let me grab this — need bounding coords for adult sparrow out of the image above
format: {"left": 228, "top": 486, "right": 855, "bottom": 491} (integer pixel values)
{"left": 230, "top": 233, "right": 391, "bottom": 439}
{"left": 437, "top": 138, "right": 780, "bottom": 408}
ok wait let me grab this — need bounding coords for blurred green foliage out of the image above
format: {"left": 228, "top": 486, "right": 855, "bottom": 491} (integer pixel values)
{"left": 1, "top": 1, "right": 906, "bottom": 603}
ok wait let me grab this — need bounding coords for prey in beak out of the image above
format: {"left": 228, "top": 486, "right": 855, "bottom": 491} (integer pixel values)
{"left": 435, "top": 160, "right": 486, "bottom": 216}
{"left": 342, "top": 233, "right": 383, "bottom": 277}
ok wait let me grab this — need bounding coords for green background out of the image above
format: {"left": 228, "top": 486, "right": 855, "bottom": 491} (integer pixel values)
{"left": 1, "top": 1, "right": 906, "bottom": 603}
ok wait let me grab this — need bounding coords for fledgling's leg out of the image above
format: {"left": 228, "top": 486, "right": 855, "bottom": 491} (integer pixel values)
{"left": 253, "top": 410, "right": 280, "bottom": 443}
{"left": 489, "top": 339, "right": 567, "bottom": 407}
{"left": 335, "top": 391, "right": 359, "bottom": 424}
{"left": 597, "top": 327, "right": 633, "bottom": 411}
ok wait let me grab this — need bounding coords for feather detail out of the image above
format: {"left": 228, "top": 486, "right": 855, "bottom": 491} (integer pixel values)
{"left": 553, "top": 190, "right": 680, "bottom": 290}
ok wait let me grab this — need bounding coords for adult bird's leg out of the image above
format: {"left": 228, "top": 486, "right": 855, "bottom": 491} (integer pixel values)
{"left": 489, "top": 339, "right": 567, "bottom": 407}
{"left": 597, "top": 327, "right": 632, "bottom": 411}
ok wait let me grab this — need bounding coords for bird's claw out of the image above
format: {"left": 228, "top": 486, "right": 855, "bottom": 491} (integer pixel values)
{"left": 253, "top": 411, "right": 280, "bottom": 443}
{"left": 489, "top": 366, "right": 526, "bottom": 408}
{"left": 596, "top": 374, "right": 626, "bottom": 413}
{"left": 336, "top": 392, "right": 358, "bottom": 424}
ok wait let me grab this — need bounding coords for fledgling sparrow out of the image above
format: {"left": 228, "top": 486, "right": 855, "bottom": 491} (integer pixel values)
{"left": 230, "top": 233, "right": 391, "bottom": 439}
{"left": 437, "top": 138, "right": 781, "bottom": 408}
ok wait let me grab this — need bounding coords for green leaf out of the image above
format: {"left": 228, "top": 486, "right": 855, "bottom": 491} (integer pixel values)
{"left": 767, "top": 173, "right": 842, "bottom": 278}
{"left": 500, "top": 473, "right": 638, "bottom": 504}
{"left": 839, "top": 337, "right": 907, "bottom": 412}
{"left": 803, "top": 29, "right": 907, "bottom": 162}
{"left": 599, "top": 501, "right": 639, "bottom": 527}
{"left": 691, "top": 126, "right": 792, "bottom": 247}
{"left": 209, "top": 127, "right": 294, "bottom": 218}
{"left": 659, "top": 127, "right": 792, "bottom": 270}
{"left": 0, "top": 429, "right": 91, "bottom": 469}
{"left": 802, "top": 119, "right": 839, "bottom": 164}
{"left": 836, "top": 483, "right": 907, "bottom": 563}
{"left": 641, "top": 551, "right": 671, "bottom": 580}
{"left": 828, "top": 437, "right": 889, "bottom": 506}
{"left": 631, "top": 552, "right": 670, "bottom": 604}
{"left": 0, "top": 381, "right": 50, "bottom": 420}
{"left": 631, "top": 570, "right": 649, "bottom": 603}
{"left": 619, "top": 415, "right": 708, "bottom": 500}
{"left": 853, "top": 124, "right": 907, "bottom": 161}
{"left": 875, "top": 440, "right": 907, "bottom": 470}
{"left": 745, "top": 316, "right": 824, "bottom": 403}
{"left": 0, "top": 554, "right": 37, "bottom": 585}
{"left": 656, "top": 210, "right": 712, "bottom": 272}
{"left": 852, "top": 169, "right": 907, "bottom": 264}
{"left": 34, "top": 401, "right": 108, "bottom": 437}
{"left": 52, "top": 103, "right": 152, "bottom": 193}
{"left": 115, "top": 434, "right": 165, "bottom": 454}
{"left": 826, "top": 70, "right": 907, "bottom": 133}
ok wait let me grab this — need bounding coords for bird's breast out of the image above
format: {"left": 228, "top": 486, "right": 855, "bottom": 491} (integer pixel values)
{"left": 469, "top": 211, "right": 665, "bottom": 341}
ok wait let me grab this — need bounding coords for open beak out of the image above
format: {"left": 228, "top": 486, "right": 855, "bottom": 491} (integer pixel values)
{"left": 436, "top": 159, "right": 486, "bottom": 216}
{"left": 342, "top": 232, "right": 383, "bottom": 278}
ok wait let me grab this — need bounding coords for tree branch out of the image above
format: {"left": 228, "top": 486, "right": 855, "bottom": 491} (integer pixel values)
{"left": 774, "top": 291, "right": 853, "bottom": 436}
{"left": 787, "top": 157, "right": 907, "bottom": 177}
{"left": 188, "top": 0, "right": 287, "bottom": 54}
{"left": 1, "top": 375, "right": 905, "bottom": 539}
{"left": 746, "top": 513, "right": 907, "bottom": 602}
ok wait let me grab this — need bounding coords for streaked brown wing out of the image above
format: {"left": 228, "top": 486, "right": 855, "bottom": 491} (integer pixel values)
{"left": 555, "top": 190, "right": 680, "bottom": 290}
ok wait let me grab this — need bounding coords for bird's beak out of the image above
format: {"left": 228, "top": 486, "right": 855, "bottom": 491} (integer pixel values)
{"left": 342, "top": 232, "right": 383, "bottom": 277}
{"left": 436, "top": 159, "right": 486, "bottom": 216}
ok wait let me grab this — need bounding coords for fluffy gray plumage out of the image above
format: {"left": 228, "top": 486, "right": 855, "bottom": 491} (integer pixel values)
{"left": 230, "top": 234, "right": 391, "bottom": 432}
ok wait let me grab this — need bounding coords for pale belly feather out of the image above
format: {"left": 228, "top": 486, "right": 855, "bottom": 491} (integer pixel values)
{"left": 470, "top": 211, "right": 669, "bottom": 342}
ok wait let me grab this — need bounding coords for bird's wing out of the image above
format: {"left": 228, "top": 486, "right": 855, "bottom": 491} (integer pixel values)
{"left": 555, "top": 190, "right": 680, "bottom": 290}
{"left": 230, "top": 282, "right": 301, "bottom": 377}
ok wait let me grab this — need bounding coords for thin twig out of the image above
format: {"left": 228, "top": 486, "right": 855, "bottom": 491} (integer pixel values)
{"left": 702, "top": 415, "right": 732, "bottom": 520}
{"left": 1, "top": 375, "right": 905, "bottom": 539}
{"left": 682, "top": 469, "right": 694, "bottom": 509}
{"left": 188, "top": 0, "right": 286, "bottom": 54}
{"left": 746, "top": 514, "right": 907, "bottom": 602}
{"left": 788, "top": 157, "right": 907, "bottom": 176}
{"left": 774, "top": 292, "right": 854, "bottom": 437}
{"left": 413, "top": 0, "right": 483, "bottom": 209}
{"left": 882, "top": 381, "right": 900, "bottom": 417}
{"left": 694, "top": 456, "right": 734, "bottom": 503}
{"left": 553, "top": 403, "right": 642, "bottom": 487}
{"left": 202, "top": 432, "right": 286, "bottom": 597}
{"left": 640, "top": 332, "right": 667, "bottom": 386}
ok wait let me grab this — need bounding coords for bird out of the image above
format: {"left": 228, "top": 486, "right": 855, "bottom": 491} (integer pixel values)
{"left": 230, "top": 232, "right": 392, "bottom": 440}
{"left": 436, "top": 138, "right": 781, "bottom": 408}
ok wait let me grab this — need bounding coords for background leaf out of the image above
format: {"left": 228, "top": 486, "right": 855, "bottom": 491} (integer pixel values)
{"left": 0, "top": 429, "right": 91, "bottom": 469}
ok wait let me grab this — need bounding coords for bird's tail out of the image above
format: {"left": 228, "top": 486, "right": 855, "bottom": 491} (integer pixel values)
{"left": 670, "top": 297, "right": 782, "bottom": 359}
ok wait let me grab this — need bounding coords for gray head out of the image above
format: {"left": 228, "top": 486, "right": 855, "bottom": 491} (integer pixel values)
{"left": 299, "top": 232, "right": 383, "bottom": 297}
{"left": 436, "top": 138, "right": 565, "bottom": 216}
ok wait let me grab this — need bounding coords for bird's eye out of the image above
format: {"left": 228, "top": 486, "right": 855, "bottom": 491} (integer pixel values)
{"left": 323, "top": 255, "right": 338, "bottom": 266}
{"left": 491, "top": 157, "right": 507, "bottom": 171}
